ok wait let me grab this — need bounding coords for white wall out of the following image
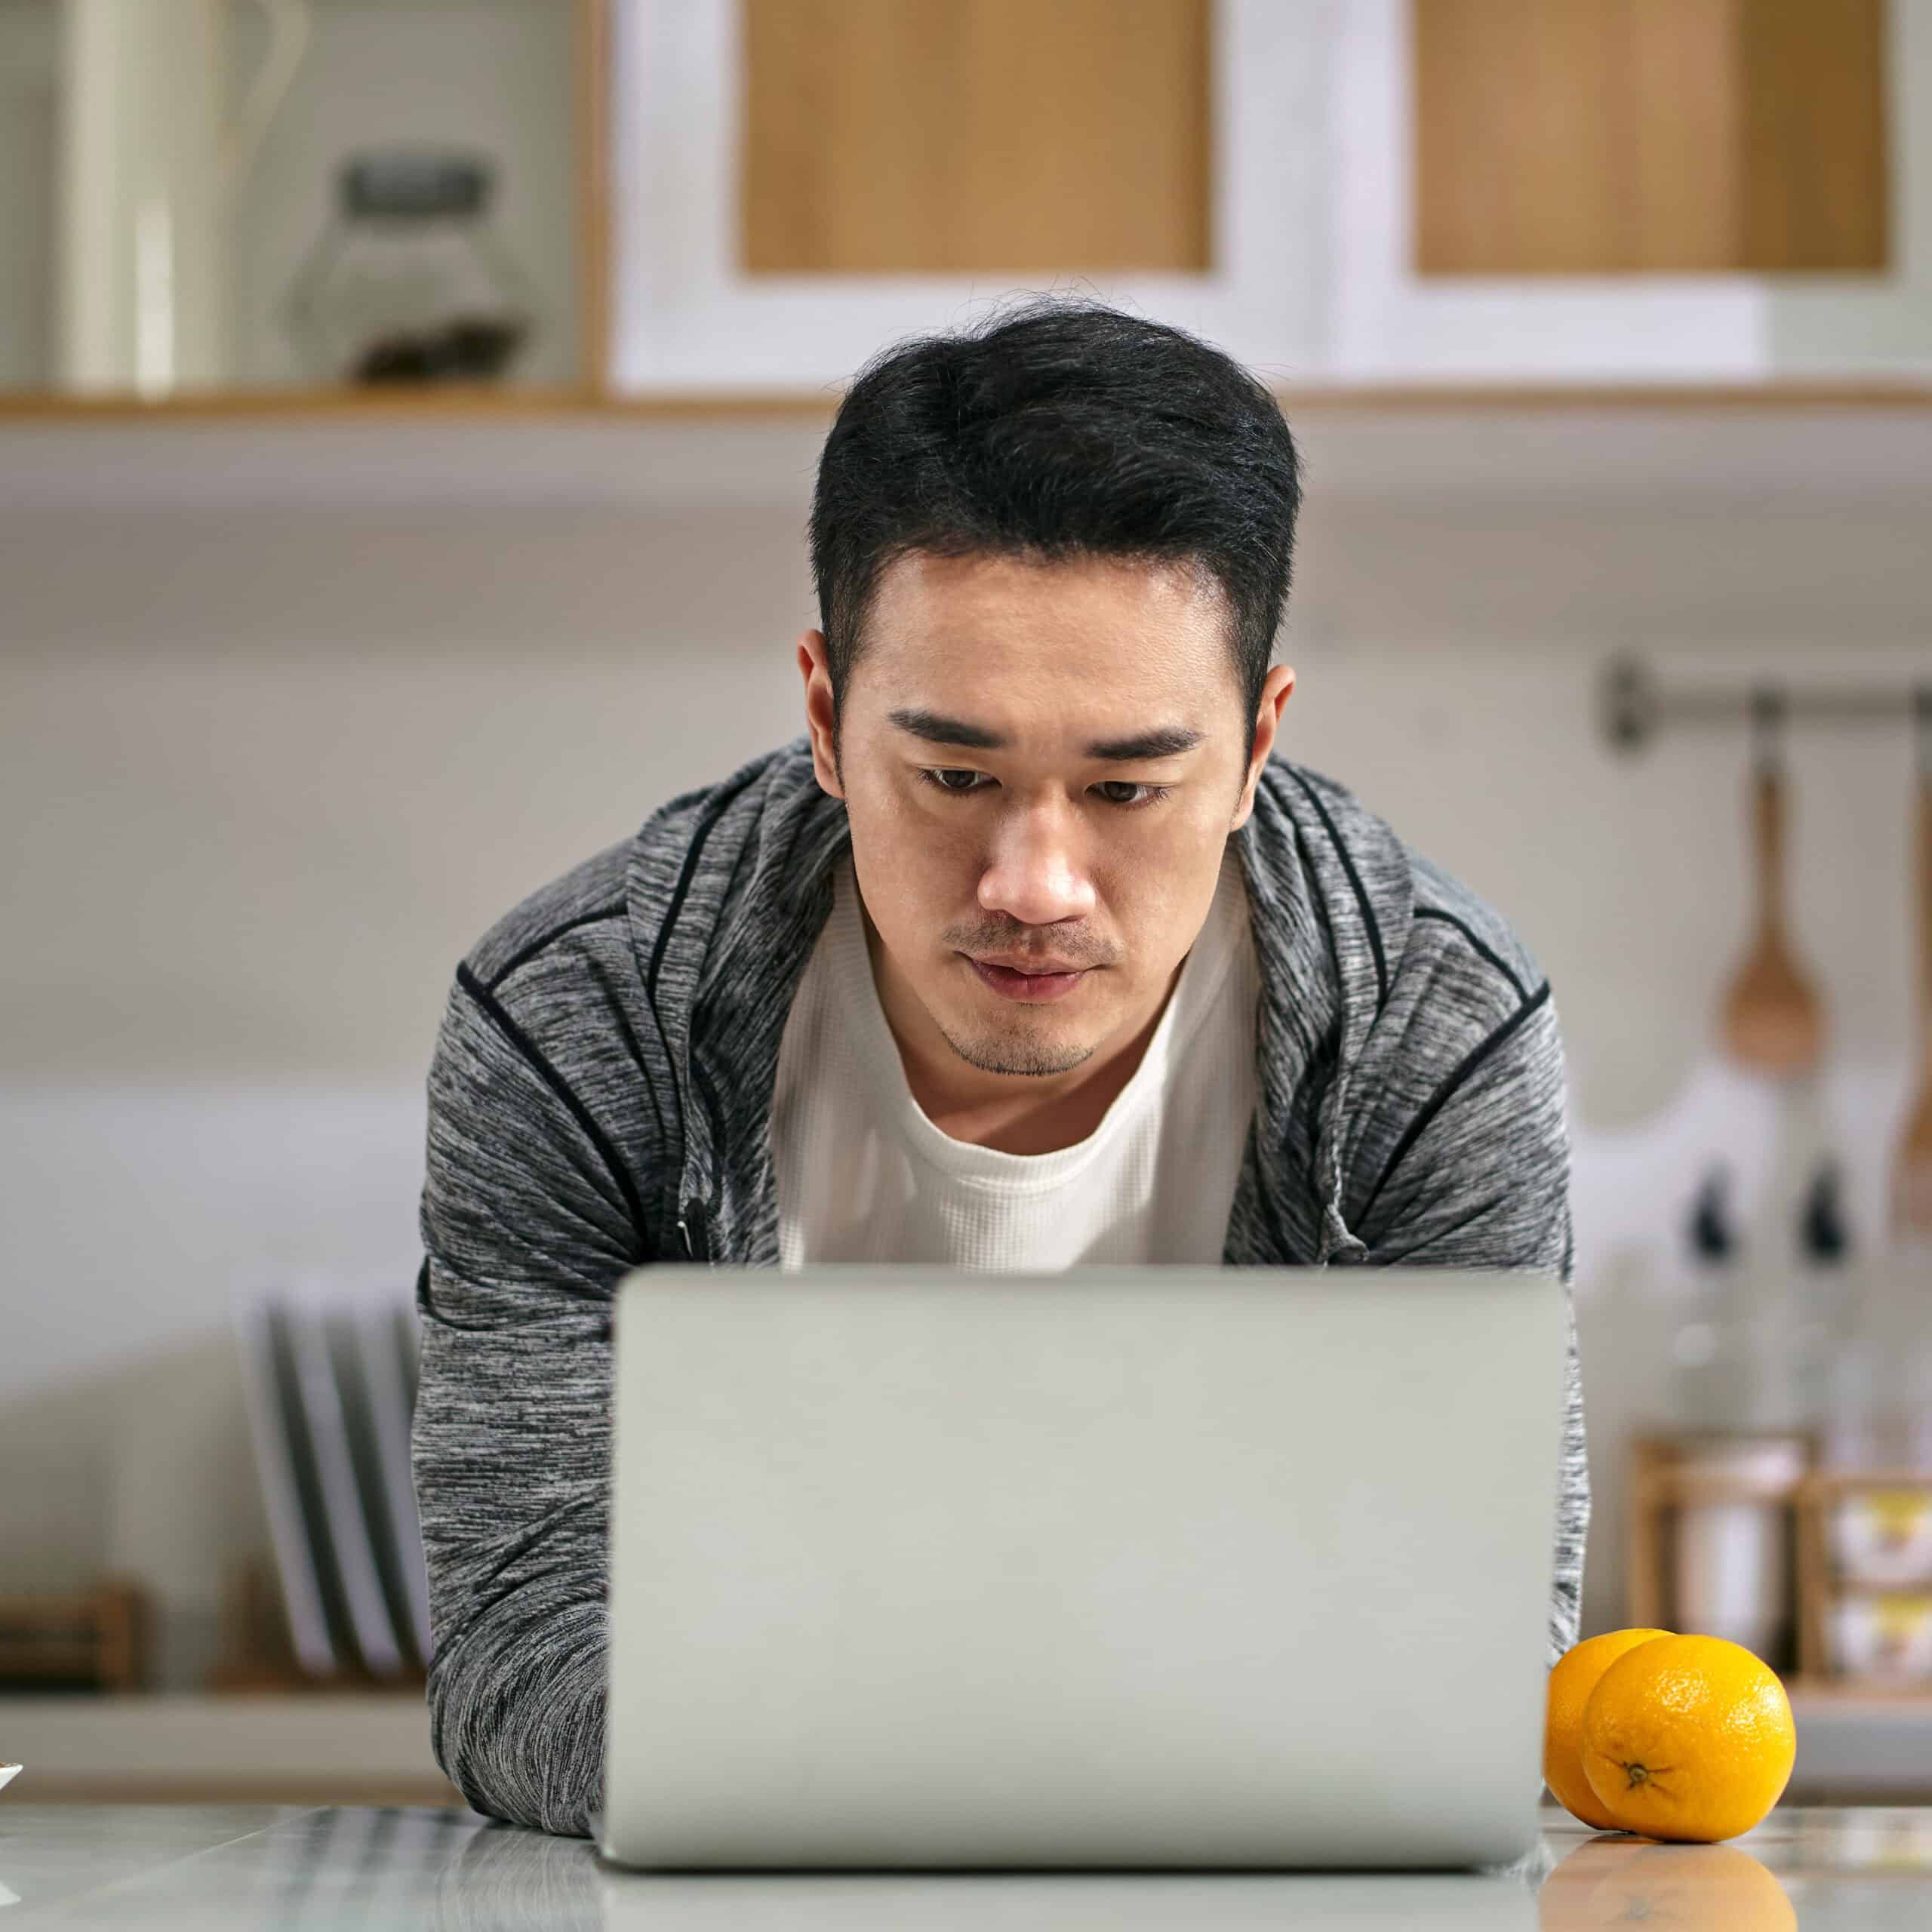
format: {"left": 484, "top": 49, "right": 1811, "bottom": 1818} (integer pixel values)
{"left": 4, "top": 439, "right": 1930, "bottom": 1679}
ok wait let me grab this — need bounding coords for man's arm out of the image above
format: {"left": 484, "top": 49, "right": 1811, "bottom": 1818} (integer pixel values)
{"left": 414, "top": 970, "right": 649, "bottom": 1837}
{"left": 1349, "top": 986, "right": 1589, "bottom": 1670}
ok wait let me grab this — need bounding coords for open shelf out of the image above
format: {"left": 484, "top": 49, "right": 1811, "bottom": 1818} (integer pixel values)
{"left": 0, "top": 0, "right": 605, "bottom": 405}
{"left": 1, "top": 380, "right": 1928, "bottom": 423}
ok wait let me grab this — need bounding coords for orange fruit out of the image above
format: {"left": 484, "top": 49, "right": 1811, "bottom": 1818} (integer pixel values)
{"left": 1544, "top": 1628, "right": 1675, "bottom": 1829}
{"left": 1537, "top": 1838, "right": 1796, "bottom": 1930}
{"left": 1580, "top": 1633, "right": 1796, "bottom": 1842}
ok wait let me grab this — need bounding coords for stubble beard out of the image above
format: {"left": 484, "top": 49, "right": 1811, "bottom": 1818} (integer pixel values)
{"left": 935, "top": 1014, "right": 1097, "bottom": 1079}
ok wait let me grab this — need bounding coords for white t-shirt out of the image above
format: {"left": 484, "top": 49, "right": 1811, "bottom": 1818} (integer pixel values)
{"left": 773, "top": 845, "right": 1260, "bottom": 1271}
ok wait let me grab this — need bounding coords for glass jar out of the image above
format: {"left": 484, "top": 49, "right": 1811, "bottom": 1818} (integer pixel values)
{"left": 285, "top": 151, "right": 538, "bottom": 384}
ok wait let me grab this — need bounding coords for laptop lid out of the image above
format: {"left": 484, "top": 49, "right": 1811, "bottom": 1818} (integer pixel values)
{"left": 602, "top": 1265, "right": 1567, "bottom": 1871}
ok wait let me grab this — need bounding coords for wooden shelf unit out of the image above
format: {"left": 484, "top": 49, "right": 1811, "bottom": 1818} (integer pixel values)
{"left": 1628, "top": 1435, "right": 1932, "bottom": 1698}
{"left": 1796, "top": 1469, "right": 1932, "bottom": 1687}
{"left": 0, "top": 1582, "right": 148, "bottom": 1695}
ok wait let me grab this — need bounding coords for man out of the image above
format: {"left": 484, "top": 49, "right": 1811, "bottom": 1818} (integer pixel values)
{"left": 414, "top": 297, "right": 1589, "bottom": 1838}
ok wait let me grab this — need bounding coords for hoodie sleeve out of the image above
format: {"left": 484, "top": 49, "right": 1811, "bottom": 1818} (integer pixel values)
{"left": 413, "top": 966, "right": 653, "bottom": 1838}
{"left": 1349, "top": 984, "right": 1590, "bottom": 1673}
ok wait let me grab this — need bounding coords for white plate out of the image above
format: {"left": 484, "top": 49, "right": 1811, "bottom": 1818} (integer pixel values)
{"left": 0, "top": 1763, "right": 20, "bottom": 1793}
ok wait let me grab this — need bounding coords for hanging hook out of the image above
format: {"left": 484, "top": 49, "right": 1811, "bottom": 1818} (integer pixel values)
{"left": 1749, "top": 685, "right": 1786, "bottom": 778}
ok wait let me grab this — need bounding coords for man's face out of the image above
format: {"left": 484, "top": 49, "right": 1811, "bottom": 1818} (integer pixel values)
{"left": 801, "top": 549, "right": 1287, "bottom": 1084}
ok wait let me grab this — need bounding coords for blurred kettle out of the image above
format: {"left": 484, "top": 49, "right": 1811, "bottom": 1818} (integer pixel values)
{"left": 57, "top": 0, "right": 309, "bottom": 394}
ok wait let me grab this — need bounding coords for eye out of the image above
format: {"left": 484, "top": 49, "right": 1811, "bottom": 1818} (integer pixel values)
{"left": 915, "top": 769, "right": 1172, "bottom": 810}
{"left": 918, "top": 768, "right": 990, "bottom": 796}
{"left": 1092, "top": 780, "right": 1173, "bottom": 810}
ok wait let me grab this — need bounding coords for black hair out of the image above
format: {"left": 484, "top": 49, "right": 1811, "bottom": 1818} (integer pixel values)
{"left": 808, "top": 294, "right": 1303, "bottom": 771}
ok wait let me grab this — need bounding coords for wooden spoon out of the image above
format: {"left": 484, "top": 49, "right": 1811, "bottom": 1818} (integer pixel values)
{"left": 1891, "top": 688, "right": 1932, "bottom": 1238}
{"left": 1721, "top": 694, "right": 1825, "bottom": 1076}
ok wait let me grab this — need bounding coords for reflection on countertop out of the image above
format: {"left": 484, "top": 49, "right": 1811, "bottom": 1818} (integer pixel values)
{"left": 2, "top": 1802, "right": 1931, "bottom": 1928}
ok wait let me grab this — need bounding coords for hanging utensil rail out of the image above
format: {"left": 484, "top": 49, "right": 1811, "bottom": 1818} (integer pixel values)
{"left": 1604, "top": 655, "right": 1931, "bottom": 755}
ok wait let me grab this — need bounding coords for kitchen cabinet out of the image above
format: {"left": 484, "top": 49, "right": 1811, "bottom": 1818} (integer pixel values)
{"left": 609, "top": 0, "right": 1932, "bottom": 393}
{"left": 1312, "top": 0, "right": 1924, "bottom": 380}
{"left": 608, "top": 0, "right": 1327, "bottom": 392}
{"left": 3, "top": 0, "right": 1927, "bottom": 415}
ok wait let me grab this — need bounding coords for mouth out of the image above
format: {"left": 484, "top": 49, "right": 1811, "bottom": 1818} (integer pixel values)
{"left": 975, "top": 951, "right": 1089, "bottom": 976}
{"left": 963, "top": 953, "right": 1095, "bottom": 1004}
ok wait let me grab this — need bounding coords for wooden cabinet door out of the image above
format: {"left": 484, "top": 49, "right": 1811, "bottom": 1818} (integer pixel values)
{"left": 1413, "top": 0, "right": 1889, "bottom": 275}
{"left": 741, "top": 0, "right": 1211, "bottom": 275}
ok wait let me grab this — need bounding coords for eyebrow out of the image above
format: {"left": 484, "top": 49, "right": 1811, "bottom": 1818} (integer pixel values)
{"left": 888, "top": 707, "right": 1207, "bottom": 763}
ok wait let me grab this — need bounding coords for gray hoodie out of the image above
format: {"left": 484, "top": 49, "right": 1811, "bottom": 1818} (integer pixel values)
{"left": 414, "top": 733, "right": 1589, "bottom": 1836}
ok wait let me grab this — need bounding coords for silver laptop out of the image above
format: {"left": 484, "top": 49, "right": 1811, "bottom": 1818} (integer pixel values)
{"left": 600, "top": 1265, "right": 1567, "bottom": 1872}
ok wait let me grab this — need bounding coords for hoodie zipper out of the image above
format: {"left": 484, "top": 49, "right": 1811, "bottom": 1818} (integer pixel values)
{"left": 675, "top": 1054, "right": 730, "bottom": 1263}
{"left": 676, "top": 1201, "right": 711, "bottom": 1262}
{"left": 642, "top": 761, "right": 767, "bottom": 1269}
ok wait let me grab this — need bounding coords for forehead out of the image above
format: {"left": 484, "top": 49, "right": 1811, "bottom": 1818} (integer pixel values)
{"left": 855, "top": 549, "right": 1238, "bottom": 714}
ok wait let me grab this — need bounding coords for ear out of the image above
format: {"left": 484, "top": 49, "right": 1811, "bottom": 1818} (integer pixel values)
{"left": 798, "top": 629, "right": 844, "bottom": 798}
{"left": 1229, "top": 664, "right": 1296, "bottom": 831}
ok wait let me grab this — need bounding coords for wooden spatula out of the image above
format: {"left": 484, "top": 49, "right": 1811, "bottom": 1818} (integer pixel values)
{"left": 1721, "top": 699, "right": 1825, "bottom": 1076}
{"left": 1892, "top": 690, "right": 1932, "bottom": 1238}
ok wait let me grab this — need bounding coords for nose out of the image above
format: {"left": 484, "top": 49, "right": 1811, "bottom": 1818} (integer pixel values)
{"left": 977, "top": 795, "right": 1097, "bottom": 930}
